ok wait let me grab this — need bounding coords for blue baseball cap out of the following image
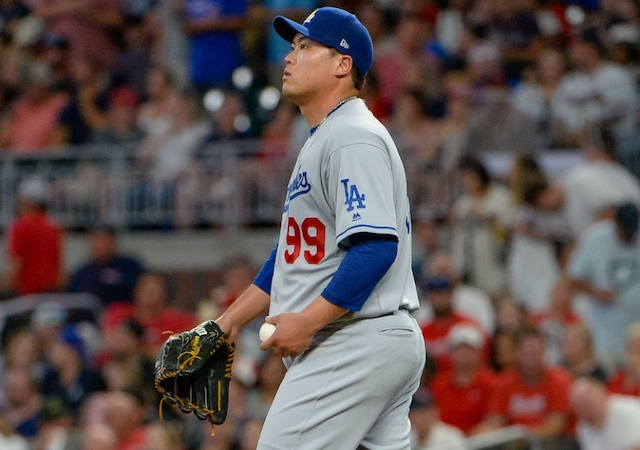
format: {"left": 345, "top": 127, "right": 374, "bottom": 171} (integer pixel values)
{"left": 273, "top": 7, "right": 374, "bottom": 75}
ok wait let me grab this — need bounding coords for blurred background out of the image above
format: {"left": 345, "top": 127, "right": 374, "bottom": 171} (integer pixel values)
{"left": 1, "top": 0, "right": 640, "bottom": 449}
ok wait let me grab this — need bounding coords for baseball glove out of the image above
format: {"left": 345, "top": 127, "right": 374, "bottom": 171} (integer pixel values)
{"left": 154, "top": 320, "right": 235, "bottom": 434}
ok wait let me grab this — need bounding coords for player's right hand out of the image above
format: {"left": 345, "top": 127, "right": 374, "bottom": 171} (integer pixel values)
{"left": 260, "top": 313, "right": 315, "bottom": 359}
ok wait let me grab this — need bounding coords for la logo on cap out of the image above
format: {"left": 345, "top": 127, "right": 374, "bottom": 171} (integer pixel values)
{"left": 304, "top": 9, "right": 318, "bottom": 24}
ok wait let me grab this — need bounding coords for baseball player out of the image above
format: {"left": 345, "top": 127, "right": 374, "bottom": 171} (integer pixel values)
{"left": 216, "top": 7, "right": 425, "bottom": 449}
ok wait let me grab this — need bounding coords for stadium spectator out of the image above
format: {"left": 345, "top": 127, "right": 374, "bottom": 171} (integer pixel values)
{"left": 0, "top": 61, "right": 68, "bottom": 152}
{"left": 533, "top": 279, "right": 583, "bottom": 365}
{"left": 32, "top": 396, "right": 80, "bottom": 450}
{"left": 112, "top": 15, "right": 155, "bottom": 98}
{"left": 182, "top": 0, "right": 247, "bottom": 91}
{"left": 374, "top": 14, "right": 437, "bottom": 105}
{"left": 91, "top": 86, "right": 144, "bottom": 145}
{"left": 59, "top": 55, "right": 111, "bottom": 145}
{"left": 67, "top": 225, "right": 145, "bottom": 306}
{"left": 489, "top": 328, "right": 518, "bottom": 374}
{"left": 95, "top": 318, "right": 156, "bottom": 405}
{"left": 101, "top": 390, "right": 147, "bottom": 450}
{"left": 135, "top": 87, "right": 210, "bottom": 228}
{"left": 509, "top": 48, "right": 568, "bottom": 149}
{"left": 560, "top": 127, "right": 640, "bottom": 239}
{"left": 136, "top": 65, "right": 181, "bottom": 139}
{"left": 79, "top": 423, "right": 117, "bottom": 450}
{"left": 433, "top": 72, "right": 474, "bottom": 175}
{"left": 33, "top": 0, "right": 123, "bottom": 70}
{"left": 475, "top": 328, "right": 574, "bottom": 441}
{"left": 411, "top": 214, "right": 445, "bottom": 286}
{"left": 494, "top": 296, "right": 531, "bottom": 334}
{"left": 607, "top": 322, "right": 640, "bottom": 396}
{"left": 101, "top": 273, "right": 197, "bottom": 358}
{"left": 37, "top": 32, "right": 74, "bottom": 94}
{"left": 420, "top": 274, "right": 485, "bottom": 372}
{"left": 197, "top": 254, "right": 258, "bottom": 322}
{"left": 40, "top": 325, "right": 105, "bottom": 421}
{"left": 1, "top": 329, "right": 41, "bottom": 378}
{"left": 571, "top": 376, "right": 640, "bottom": 450}
{"left": 418, "top": 252, "right": 495, "bottom": 336}
{"left": 507, "top": 154, "right": 546, "bottom": 207}
{"left": 430, "top": 323, "right": 498, "bottom": 435}
{"left": 408, "top": 387, "right": 467, "bottom": 450}
{"left": 507, "top": 166, "right": 569, "bottom": 315}
{"left": 567, "top": 202, "right": 640, "bottom": 369}
{"left": 553, "top": 27, "right": 638, "bottom": 144}
{"left": 486, "top": 0, "right": 543, "bottom": 83}
{"left": 3, "top": 177, "right": 63, "bottom": 297}
{"left": 389, "top": 88, "right": 441, "bottom": 210}
{"left": 450, "top": 156, "right": 514, "bottom": 297}
{"left": 2, "top": 367, "right": 42, "bottom": 439}
{"left": 562, "top": 323, "right": 609, "bottom": 383}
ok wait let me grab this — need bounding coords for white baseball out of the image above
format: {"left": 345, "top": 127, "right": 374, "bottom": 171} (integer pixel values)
{"left": 259, "top": 322, "right": 277, "bottom": 342}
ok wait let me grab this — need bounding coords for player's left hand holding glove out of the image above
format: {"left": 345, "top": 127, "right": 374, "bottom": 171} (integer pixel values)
{"left": 154, "top": 320, "right": 235, "bottom": 435}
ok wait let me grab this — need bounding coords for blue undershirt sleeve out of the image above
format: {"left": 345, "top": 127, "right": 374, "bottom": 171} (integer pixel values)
{"left": 253, "top": 246, "right": 277, "bottom": 294}
{"left": 321, "top": 239, "right": 397, "bottom": 311}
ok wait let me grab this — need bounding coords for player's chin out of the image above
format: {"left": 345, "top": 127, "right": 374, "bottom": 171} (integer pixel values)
{"left": 280, "top": 84, "right": 297, "bottom": 101}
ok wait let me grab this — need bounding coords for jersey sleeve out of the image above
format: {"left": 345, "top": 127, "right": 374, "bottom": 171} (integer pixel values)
{"left": 325, "top": 143, "right": 398, "bottom": 248}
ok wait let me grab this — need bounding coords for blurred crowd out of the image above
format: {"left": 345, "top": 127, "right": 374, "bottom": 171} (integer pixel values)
{"left": 2, "top": 0, "right": 640, "bottom": 449}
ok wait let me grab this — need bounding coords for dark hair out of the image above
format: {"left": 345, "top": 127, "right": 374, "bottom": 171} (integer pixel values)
{"left": 578, "top": 27, "right": 609, "bottom": 58}
{"left": 522, "top": 178, "right": 549, "bottom": 206}
{"left": 459, "top": 156, "right": 491, "bottom": 187}
{"left": 514, "top": 327, "right": 544, "bottom": 347}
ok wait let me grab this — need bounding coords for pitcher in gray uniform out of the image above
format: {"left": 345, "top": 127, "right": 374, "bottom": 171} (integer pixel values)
{"left": 215, "top": 6, "right": 425, "bottom": 449}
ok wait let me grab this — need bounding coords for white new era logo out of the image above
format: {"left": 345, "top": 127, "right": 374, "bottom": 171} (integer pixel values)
{"left": 340, "top": 39, "right": 349, "bottom": 49}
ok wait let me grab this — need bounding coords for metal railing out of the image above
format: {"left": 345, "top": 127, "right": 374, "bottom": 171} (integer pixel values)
{"left": 0, "top": 140, "right": 601, "bottom": 233}
{"left": 0, "top": 141, "right": 297, "bottom": 231}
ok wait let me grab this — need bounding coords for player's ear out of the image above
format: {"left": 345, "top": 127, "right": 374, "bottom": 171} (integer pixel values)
{"left": 334, "top": 54, "right": 353, "bottom": 78}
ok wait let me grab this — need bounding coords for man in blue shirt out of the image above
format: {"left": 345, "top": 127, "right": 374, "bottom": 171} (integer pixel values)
{"left": 183, "top": 0, "right": 247, "bottom": 90}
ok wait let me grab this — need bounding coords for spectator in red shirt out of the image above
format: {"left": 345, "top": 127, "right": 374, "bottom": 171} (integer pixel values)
{"left": 101, "top": 273, "right": 197, "bottom": 358}
{"left": 475, "top": 328, "right": 573, "bottom": 441}
{"left": 430, "top": 323, "right": 499, "bottom": 435}
{"left": 420, "top": 276, "right": 485, "bottom": 372}
{"left": 608, "top": 322, "right": 640, "bottom": 396}
{"left": 4, "top": 177, "right": 63, "bottom": 297}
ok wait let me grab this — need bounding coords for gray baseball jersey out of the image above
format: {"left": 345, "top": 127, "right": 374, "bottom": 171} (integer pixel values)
{"left": 269, "top": 97, "right": 419, "bottom": 319}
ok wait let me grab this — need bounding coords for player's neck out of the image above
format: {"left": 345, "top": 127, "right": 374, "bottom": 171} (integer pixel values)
{"left": 300, "top": 90, "right": 359, "bottom": 129}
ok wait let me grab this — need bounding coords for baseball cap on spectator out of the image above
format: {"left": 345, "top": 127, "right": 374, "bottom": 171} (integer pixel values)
{"left": 273, "top": 7, "right": 374, "bottom": 75}
{"left": 615, "top": 202, "right": 639, "bottom": 237}
{"left": 448, "top": 323, "right": 483, "bottom": 349}
{"left": 421, "top": 276, "right": 452, "bottom": 292}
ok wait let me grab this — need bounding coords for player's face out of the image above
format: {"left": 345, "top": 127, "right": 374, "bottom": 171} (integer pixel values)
{"left": 281, "top": 34, "right": 340, "bottom": 103}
